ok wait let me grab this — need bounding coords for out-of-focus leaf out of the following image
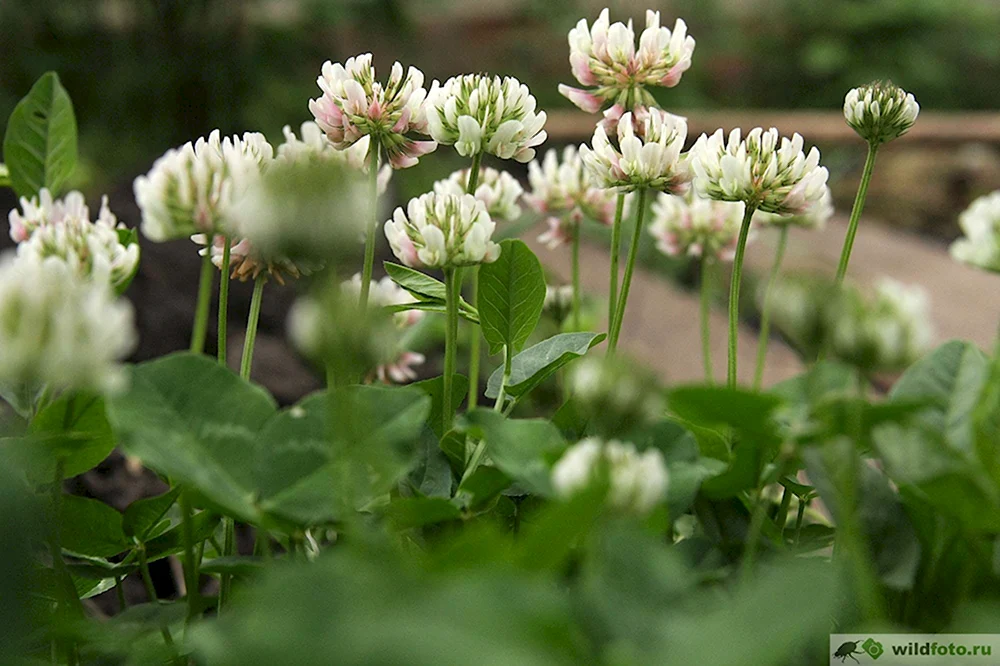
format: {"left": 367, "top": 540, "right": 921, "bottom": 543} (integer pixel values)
{"left": 456, "top": 465, "right": 511, "bottom": 510}
{"left": 60, "top": 495, "right": 128, "bottom": 558}
{"left": 200, "top": 556, "right": 265, "bottom": 577}
{"left": 413, "top": 375, "right": 469, "bottom": 439}
{"left": 461, "top": 410, "right": 565, "bottom": 496}
{"left": 123, "top": 487, "right": 180, "bottom": 541}
{"left": 386, "top": 497, "right": 462, "bottom": 530}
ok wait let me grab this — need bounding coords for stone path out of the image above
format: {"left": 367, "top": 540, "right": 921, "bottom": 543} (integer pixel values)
{"left": 525, "top": 215, "right": 999, "bottom": 387}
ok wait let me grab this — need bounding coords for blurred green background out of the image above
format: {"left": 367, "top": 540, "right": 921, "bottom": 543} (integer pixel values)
{"left": 2, "top": 0, "right": 1000, "bottom": 232}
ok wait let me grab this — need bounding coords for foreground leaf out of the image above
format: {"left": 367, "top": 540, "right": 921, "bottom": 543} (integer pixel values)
{"left": 485, "top": 332, "right": 606, "bottom": 400}
{"left": 478, "top": 239, "right": 546, "bottom": 355}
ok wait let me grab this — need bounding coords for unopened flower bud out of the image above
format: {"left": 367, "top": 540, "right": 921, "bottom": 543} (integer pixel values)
{"left": 844, "top": 81, "right": 919, "bottom": 144}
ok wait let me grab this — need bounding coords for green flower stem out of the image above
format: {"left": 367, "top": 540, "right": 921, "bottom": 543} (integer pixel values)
{"left": 608, "top": 189, "right": 648, "bottom": 354}
{"left": 48, "top": 459, "right": 84, "bottom": 629}
{"left": 179, "top": 491, "right": 199, "bottom": 626}
{"left": 217, "top": 238, "right": 232, "bottom": 365}
{"left": 493, "top": 344, "right": 512, "bottom": 413}
{"left": 753, "top": 225, "right": 789, "bottom": 391}
{"left": 219, "top": 515, "right": 235, "bottom": 612}
{"left": 114, "top": 575, "right": 127, "bottom": 610}
{"left": 572, "top": 219, "right": 581, "bottom": 331}
{"left": 137, "top": 544, "right": 178, "bottom": 652}
{"left": 359, "top": 144, "right": 382, "bottom": 311}
{"left": 727, "top": 204, "right": 757, "bottom": 388}
{"left": 442, "top": 268, "right": 461, "bottom": 434}
{"left": 190, "top": 251, "right": 215, "bottom": 354}
{"left": 465, "top": 152, "right": 483, "bottom": 408}
{"left": 775, "top": 483, "right": 792, "bottom": 535}
{"left": 835, "top": 141, "right": 879, "bottom": 284}
{"left": 739, "top": 484, "right": 768, "bottom": 586}
{"left": 700, "top": 258, "right": 714, "bottom": 384}
{"left": 794, "top": 496, "right": 807, "bottom": 546}
{"left": 608, "top": 193, "right": 626, "bottom": 332}
{"left": 239, "top": 275, "right": 266, "bottom": 381}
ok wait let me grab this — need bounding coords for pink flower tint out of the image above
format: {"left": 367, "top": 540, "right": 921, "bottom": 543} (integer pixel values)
{"left": 373, "top": 351, "right": 425, "bottom": 384}
{"left": 537, "top": 216, "right": 575, "bottom": 250}
{"left": 557, "top": 85, "right": 603, "bottom": 113}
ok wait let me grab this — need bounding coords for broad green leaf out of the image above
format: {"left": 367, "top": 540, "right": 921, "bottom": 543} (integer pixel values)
{"left": 60, "top": 495, "right": 128, "bottom": 558}
{"left": 456, "top": 465, "right": 510, "bottom": 510}
{"left": 478, "top": 239, "right": 546, "bottom": 355}
{"left": 485, "top": 332, "right": 606, "bottom": 400}
{"left": 123, "top": 487, "right": 181, "bottom": 541}
{"left": 1, "top": 392, "right": 114, "bottom": 483}
{"left": 973, "top": 351, "right": 1000, "bottom": 485}
{"left": 461, "top": 410, "right": 565, "bottom": 496}
{"left": 667, "top": 385, "right": 783, "bottom": 441}
{"left": 890, "top": 340, "right": 989, "bottom": 457}
{"left": 3, "top": 72, "right": 78, "bottom": 198}
{"left": 385, "top": 301, "right": 480, "bottom": 325}
{"left": 144, "top": 510, "right": 221, "bottom": 563}
{"left": 385, "top": 497, "right": 462, "bottom": 530}
{"left": 404, "top": 429, "right": 454, "bottom": 498}
{"left": 108, "top": 352, "right": 278, "bottom": 522}
{"left": 412, "top": 374, "right": 469, "bottom": 439}
{"left": 384, "top": 262, "right": 447, "bottom": 301}
{"left": 515, "top": 485, "right": 606, "bottom": 572}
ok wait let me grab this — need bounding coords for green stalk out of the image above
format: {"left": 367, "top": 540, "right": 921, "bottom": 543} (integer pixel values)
{"left": 835, "top": 142, "right": 879, "bottom": 284}
{"left": 571, "top": 219, "right": 581, "bottom": 331}
{"left": 794, "top": 496, "right": 807, "bottom": 546}
{"left": 179, "top": 492, "right": 199, "bottom": 627}
{"left": 700, "top": 258, "right": 714, "bottom": 384}
{"left": 190, "top": 251, "right": 215, "bottom": 354}
{"left": 442, "top": 268, "right": 460, "bottom": 433}
{"left": 217, "top": 238, "right": 232, "bottom": 365}
{"left": 775, "top": 483, "right": 792, "bottom": 535}
{"left": 465, "top": 153, "right": 483, "bottom": 408}
{"left": 607, "top": 193, "right": 626, "bottom": 332}
{"left": 114, "top": 575, "right": 127, "bottom": 611}
{"left": 359, "top": 144, "right": 382, "bottom": 311}
{"left": 239, "top": 275, "right": 266, "bottom": 380}
{"left": 740, "top": 485, "right": 768, "bottom": 586}
{"left": 137, "top": 544, "right": 177, "bottom": 651}
{"left": 48, "top": 459, "right": 84, "bottom": 630}
{"left": 727, "top": 205, "right": 757, "bottom": 388}
{"left": 608, "top": 189, "right": 648, "bottom": 353}
{"left": 493, "top": 344, "right": 512, "bottom": 413}
{"left": 753, "top": 225, "right": 789, "bottom": 391}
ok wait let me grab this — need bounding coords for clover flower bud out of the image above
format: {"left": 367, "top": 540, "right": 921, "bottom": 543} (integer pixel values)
{"left": 0, "top": 254, "right": 137, "bottom": 393}
{"left": 432, "top": 167, "right": 524, "bottom": 222}
{"left": 134, "top": 130, "right": 273, "bottom": 241}
{"left": 580, "top": 108, "right": 690, "bottom": 193}
{"left": 551, "top": 437, "right": 668, "bottom": 514}
{"left": 568, "top": 356, "right": 664, "bottom": 436}
{"left": 649, "top": 191, "right": 746, "bottom": 262}
{"left": 844, "top": 81, "right": 919, "bottom": 144}
{"left": 753, "top": 186, "right": 834, "bottom": 230}
{"left": 558, "top": 9, "right": 695, "bottom": 113}
{"left": 950, "top": 190, "right": 1000, "bottom": 274}
{"left": 9, "top": 189, "right": 139, "bottom": 289}
{"left": 690, "top": 127, "right": 829, "bottom": 215}
{"left": 384, "top": 192, "right": 500, "bottom": 269}
{"left": 309, "top": 54, "right": 436, "bottom": 169}
{"left": 426, "top": 74, "right": 547, "bottom": 163}
{"left": 277, "top": 121, "right": 391, "bottom": 194}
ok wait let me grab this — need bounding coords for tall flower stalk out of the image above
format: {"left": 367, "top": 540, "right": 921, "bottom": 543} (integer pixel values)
{"left": 726, "top": 206, "right": 756, "bottom": 386}
{"left": 190, "top": 253, "right": 214, "bottom": 353}
{"left": 753, "top": 225, "right": 788, "bottom": 390}
{"left": 217, "top": 239, "right": 232, "bottom": 364}
{"left": 700, "top": 258, "right": 714, "bottom": 383}
{"left": 464, "top": 153, "right": 483, "bottom": 408}
{"left": 836, "top": 81, "right": 919, "bottom": 283}
{"left": 359, "top": 146, "right": 383, "bottom": 310}
{"left": 442, "top": 267, "right": 460, "bottom": 432}
{"left": 240, "top": 275, "right": 266, "bottom": 380}
{"left": 608, "top": 194, "right": 625, "bottom": 331}
{"left": 608, "top": 190, "right": 648, "bottom": 352}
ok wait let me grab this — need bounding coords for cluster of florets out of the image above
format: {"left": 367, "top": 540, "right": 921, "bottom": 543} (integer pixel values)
{"left": 551, "top": 437, "right": 669, "bottom": 514}
{"left": 384, "top": 192, "right": 500, "bottom": 269}
{"left": 433, "top": 167, "right": 524, "bottom": 222}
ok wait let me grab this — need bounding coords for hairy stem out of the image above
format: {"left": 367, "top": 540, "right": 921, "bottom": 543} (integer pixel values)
{"left": 835, "top": 142, "right": 879, "bottom": 284}
{"left": 753, "top": 225, "right": 789, "bottom": 390}
{"left": 727, "top": 205, "right": 757, "bottom": 388}
{"left": 608, "top": 189, "right": 648, "bottom": 353}
{"left": 239, "top": 275, "right": 266, "bottom": 380}
{"left": 190, "top": 251, "right": 215, "bottom": 354}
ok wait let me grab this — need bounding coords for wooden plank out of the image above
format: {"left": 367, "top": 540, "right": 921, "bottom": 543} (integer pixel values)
{"left": 545, "top": 109, "right": 1000, "bottom": 144}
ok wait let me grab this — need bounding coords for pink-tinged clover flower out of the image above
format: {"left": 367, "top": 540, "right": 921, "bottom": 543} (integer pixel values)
{"left": 309, "top": 53, "right": 436, "bottom": 169}
{"left": 384, "top": 192, "right": 500, "bottom": 269}
{"left": 649, "top": 191, "right": 746, "bottom": 262}
{"left": 433, "top": 167, "right": 524, "bottom": 222}
{"left": 558, "top": 9, "right": 695, "bottom": 113}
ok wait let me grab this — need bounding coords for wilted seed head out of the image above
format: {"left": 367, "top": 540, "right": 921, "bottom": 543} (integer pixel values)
{"left": 551, "top": 437, "right": 669, "bottom": 514}
{"left": 384, "top": 191, "right": 500, "bottom": 270}
{"left": 426, "top": 73, "right": 548, "bottom": 162}
{"left": 0, "top": 254, "right": 137, "bottom": 393}
{"left": 432, "top": 167, "right": 524, "bottom": 222}
{"left": 843, "top": 81, "right": 919, "bottom": 145}
{"left": 950, "top": 190, "right": 1000, "bottom": 274}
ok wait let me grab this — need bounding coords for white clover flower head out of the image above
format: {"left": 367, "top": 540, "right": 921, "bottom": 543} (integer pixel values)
{"left": 690, "top": 127, "right": 829, "bottom": 215}
{"left": 649, "top": 191, "right": 745, "bottom": 262}
{"left": 341, "top": 273, "right": 424, "bottom": 328}
{"left": 950, "top": 190, "right": 1000, "bottom": 273}
{"left": 0, "top": 254, "right": 137, "bottom": 393}
{"left": 134, "top": 130, "right": 273, "bottom": 241}
{"left": 844, "top": 81, "right": 919, "bottom": 145}
{"left": 551, "top": 437, "right": 669, "bottom": 514}
{"left": 543, "top": 284, "right": 575, "bottom": 322}
{"left": 831, "top": 278, "right": 933, "bottom": 370}
{"left": 426, "top": 74, "right": 548, "bottom": 163}
{"left": 277, "top": 121, "right": 392, "bottom": 194}
{"left": 753, "top": 186, "right": 834, "bottom": 230}
{"left": 559, "top": 8, "right": 695, "bottom": 113}
{"left": 384, "top": 191, "right": 500, "bottom": 269}
{"left": 9, "top": 190, "right": 139, "bottom": 289}
{"left": 432, "top": 167, "right": 524, "bottom": 222}
{"left": 580, "top": 108, "right": 690, "bottom": 193}
{"left": 309, "top": 54, "right": 437, "bottom": 169}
